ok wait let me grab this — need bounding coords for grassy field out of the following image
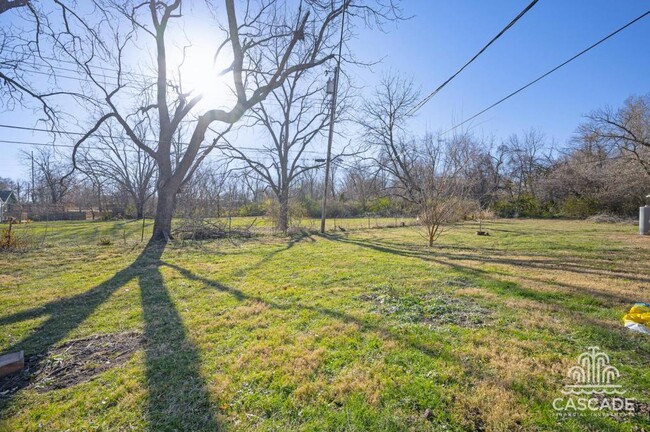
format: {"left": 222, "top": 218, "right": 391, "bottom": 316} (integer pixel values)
{"left": 1, "top": 216, "right": 416, "bottom": 246}
{"left": 0, "top": 218, "right": 649, "bottom": 431}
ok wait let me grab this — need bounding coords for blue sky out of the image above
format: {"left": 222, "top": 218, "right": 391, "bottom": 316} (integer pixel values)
{"left": 354, "top": 0, "right": 650, "bottom": 142}
{"left": 1, "top": 0, "right": 650, "bottom": 179}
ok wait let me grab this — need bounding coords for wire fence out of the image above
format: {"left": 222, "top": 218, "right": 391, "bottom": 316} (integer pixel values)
{"left": 0, "top": 215, "right": 420, "bottom": 250}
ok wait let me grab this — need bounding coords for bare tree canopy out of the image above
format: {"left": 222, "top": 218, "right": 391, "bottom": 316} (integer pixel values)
{"left": 21, "top": 147, "right": 75, "bottom": 204}
{"left": 579, "top": 94, "right": 650, "bottom": 177}
{"left": 1, "top": 0, "right": 401, "bottom": 241}
{"left": 360, "top": 75, "right": 471, "bottom": 246}
{"left": 219, "top": 41, "right": 355, "bottom": 231}
{"left": 77, "top": 126, "right": 156, "bottom": 219}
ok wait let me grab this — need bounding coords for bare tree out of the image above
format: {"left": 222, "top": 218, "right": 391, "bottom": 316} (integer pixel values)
{"left": 176, "top": 161, "right": 231, "bottom": 219}
{"left": 0, "top": 176, "right": 17, "bottom": 190}
{"left": 579, "top": 94, "right": 650, "bottom": 177}
{"left": 340, "top": 159, "right": 384, "bottom": 212}
{"left": 503, "top": 129, "right": 547, "bottom": 200}
{"left": 360, "top": 75, "right": 469, "bottom": 246}
{"left": 412, "top": 134, "right": 470, "bottom": 246}
{"left": 459, "top": 137, "right": 503, "bottom": 208}
{"left": 22, "top": 147, "right": 75, "bottom": 204}
{"left": 0, "top": 1, "right": 98, "bottom": 125}
{"left": 538, "top": 122, "right": 650, "bottom": 217}
{"left": 78, "top": 127, "right": 156, "bottom": 219}
{"left": 220, "top": 63, "right": 335, "bottom": 232}
{"left": 38, "top": 0, "right": 401, "bottom": 241}
{"left": 294, "top": 162, "right": 322, "bottom": 202}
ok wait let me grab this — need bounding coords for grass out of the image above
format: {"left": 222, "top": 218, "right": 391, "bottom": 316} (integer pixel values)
{"left": 0, "top": 218, "right": 649, "bottom": 431}
{"left": 2, "top": 216, "right": 415, "bottom": 246}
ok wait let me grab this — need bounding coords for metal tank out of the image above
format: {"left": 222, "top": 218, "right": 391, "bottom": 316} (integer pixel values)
{"left": 640, "top": 205, "right": 650, "bottom": 235}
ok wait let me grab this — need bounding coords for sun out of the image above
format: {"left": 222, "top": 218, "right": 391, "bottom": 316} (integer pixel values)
{"left": 179, "top": 51, "right": 229, "bottom": 102}
{"left": 166, "top": 34, "right": 234, "bottom": 108}
{"left": 178, "top": 52, "right": 231, "bottom": 104}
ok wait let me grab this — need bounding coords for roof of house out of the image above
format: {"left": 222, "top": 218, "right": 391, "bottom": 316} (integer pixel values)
{"left": 0, "top": 190, "right": 14, "bottom": 202}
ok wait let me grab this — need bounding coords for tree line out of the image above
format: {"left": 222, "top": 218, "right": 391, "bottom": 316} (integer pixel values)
{"left": 1, "top": 1, "right": 649, "bottom": 242}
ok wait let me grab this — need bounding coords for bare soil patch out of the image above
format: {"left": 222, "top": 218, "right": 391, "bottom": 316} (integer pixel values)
{"left": 0, "top": 332, "right": 143, "bottom": 396}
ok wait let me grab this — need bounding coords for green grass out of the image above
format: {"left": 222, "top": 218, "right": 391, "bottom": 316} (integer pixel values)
{"left": 1, "top": 218, "right": 649, "bottom": 431}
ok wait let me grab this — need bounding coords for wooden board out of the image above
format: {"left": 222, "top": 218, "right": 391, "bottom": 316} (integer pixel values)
{"left": 0, "top": 351, "right": 24, "bottom": 377}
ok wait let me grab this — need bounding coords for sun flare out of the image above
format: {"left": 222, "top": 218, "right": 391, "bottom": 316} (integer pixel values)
{"left": 168, "top": 37, "right": 233, "bottom": 107}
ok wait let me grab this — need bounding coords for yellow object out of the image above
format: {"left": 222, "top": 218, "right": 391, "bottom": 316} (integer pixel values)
{"left": 623, "top": 303, "right": 650, "bottom": 325}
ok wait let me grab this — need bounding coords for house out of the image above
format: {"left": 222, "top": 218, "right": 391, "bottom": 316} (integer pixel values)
{"left": 0, "top": 191, "right": 17, "bottom": 222}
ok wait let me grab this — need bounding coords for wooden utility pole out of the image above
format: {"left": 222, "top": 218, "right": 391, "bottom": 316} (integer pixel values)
{"left": 31, "top": 150, "right": 35, "bottom": 203}
{"left": 320, "top": 2, "right": 346, "bottom": 234}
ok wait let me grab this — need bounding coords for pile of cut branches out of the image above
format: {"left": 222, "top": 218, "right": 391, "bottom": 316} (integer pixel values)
{"left": 172, "top": 219, "right": 254, "bottom": 240}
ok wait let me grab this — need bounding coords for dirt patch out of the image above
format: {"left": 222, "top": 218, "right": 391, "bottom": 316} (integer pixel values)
{"left": 630, "top": 399, "right": 650, "bottom": 419}
{"left": 358, "top": 285, "right": 491, "bottom": 328}
{"left": 0, "top": 332, "right": 143, "bottom": 396}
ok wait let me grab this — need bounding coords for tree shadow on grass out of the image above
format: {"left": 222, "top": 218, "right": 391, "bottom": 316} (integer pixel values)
{"left": 325, "top": 233, "right": 647, "bottom": 305}
{"left": 162, "top": 262, "right": 447, "bottom": 360}
{"left": 0, "top": 243, "right": 220, "bottom": 431}
{"left": 322, "top": 234, "right": 650, "bottom": 353}
{"left": 232, "top": 230, "right": 315, "bottom": 277}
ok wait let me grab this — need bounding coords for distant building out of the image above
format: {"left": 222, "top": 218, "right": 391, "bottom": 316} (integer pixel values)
{"left": 0, "top": 191, "right": 17, "bottom": 222}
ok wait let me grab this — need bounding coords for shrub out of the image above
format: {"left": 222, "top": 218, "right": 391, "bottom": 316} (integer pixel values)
{"left": 470, "top": 208, "right": 496, "bottom": 221}
{"left": 238, "top": 202, "right": 267, "bottom": 217}
{"left": 0, "top": 224, "right": 28, "bottom": 252}
{"left": 561, "top": 197, "right": 598, "bottom": 219}
{"left": 367, "top": 197, "right": 392, "bottom": 216}
{"left": 300, "top": 197, "right": 322, "bottom": 218}
{"left": 491, "top": 195, "right": 543, "bottom": 218}
{"left": 586, "top": 213, "right": 632, "bottom": 224}
{"left": 265, "top": 198, "right": 309, "bottom": 230}
{"left": 0, "top": 227, "right": 18, "bottom": 250}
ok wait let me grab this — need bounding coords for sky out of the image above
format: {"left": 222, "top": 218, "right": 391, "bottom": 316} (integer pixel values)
{"left": 353, "top": 0, "right": 650, "bottom": 142}
{"left": 1, "top": 0, "right": 650, "bottom": 180}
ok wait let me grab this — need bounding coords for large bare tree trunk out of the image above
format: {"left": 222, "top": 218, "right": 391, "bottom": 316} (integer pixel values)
{"left": 278, "top": 189, "right": 289, "bottom": 233}
{"left": 152, "top": 184, "right": 176, "bottom": 241}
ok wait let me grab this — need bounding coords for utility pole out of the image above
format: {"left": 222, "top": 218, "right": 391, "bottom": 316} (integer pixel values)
{"left": 320, "top": 1, "right": 346, "bottom": 234}
{"left": 31, "top": 150, "right": 35, "bottom": 203}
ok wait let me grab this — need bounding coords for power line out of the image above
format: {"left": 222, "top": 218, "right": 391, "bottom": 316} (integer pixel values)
{"left": 0, "top": 62, "right": 330, "bottom": 106}
{"left": 407, "top": 0, "right": 540, "bottom": 116}
{"left": 16, "top": 63, "right": 123, "bottom": 84}
{"left": 0, "top": 123, "right": 332, "bottom": 155}
{"left": 0, "top": 136, "right": 329, "bottom": 157}
{"left": 0, "top": 49, "right": 154, "bottom": 79}
{"left": 7, "top": 66, "right": 121, "bottom": 86}
{"left": 443, "top": 8, "right": 650, "bottom": 135}
{"left": 0, "top": 57, "right": 123, "bottom": 80}
{"left": 0, "top": 138, "right": 127, "bottom": 152}
{"left": 0, "top": 123, "right": 123, "bottom": 139}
